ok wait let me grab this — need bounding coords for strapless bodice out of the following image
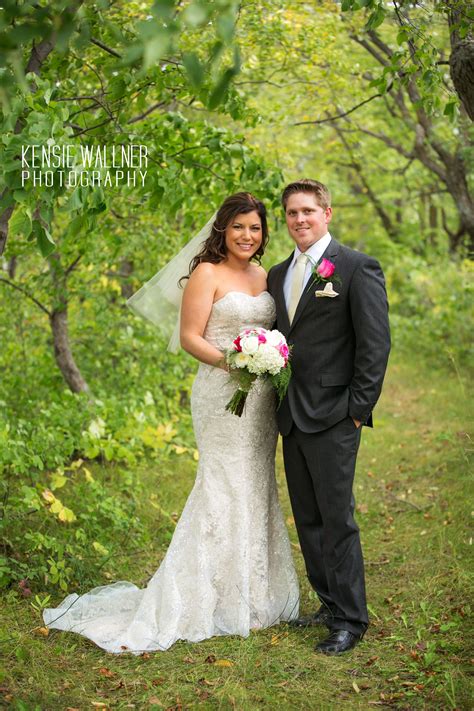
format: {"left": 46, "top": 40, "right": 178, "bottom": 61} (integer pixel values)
{"left": 203, "top": 291, "right": 276, "bottom": 351}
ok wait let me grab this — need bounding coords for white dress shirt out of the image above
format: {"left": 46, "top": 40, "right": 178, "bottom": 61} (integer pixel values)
{"left": 283, "top": 232, "right": 332, "bottom": 310}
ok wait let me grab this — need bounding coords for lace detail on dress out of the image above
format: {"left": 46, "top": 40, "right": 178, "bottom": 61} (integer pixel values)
{"left": 43, "top": 291, "right": 299, "bottom": 653}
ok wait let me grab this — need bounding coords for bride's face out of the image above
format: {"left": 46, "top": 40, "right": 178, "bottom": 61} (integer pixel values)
{"left": 224, "top": 210, "right": 263, "bottom": 261}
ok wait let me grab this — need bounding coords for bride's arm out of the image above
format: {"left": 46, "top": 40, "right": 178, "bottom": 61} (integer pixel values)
{"left": 180, "top": 263, "right": 228, "bottom": 369}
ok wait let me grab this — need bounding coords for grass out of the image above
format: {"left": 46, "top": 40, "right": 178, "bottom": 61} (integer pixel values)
{"left": 0, "top": 353, "right": 472, "bottom": 710}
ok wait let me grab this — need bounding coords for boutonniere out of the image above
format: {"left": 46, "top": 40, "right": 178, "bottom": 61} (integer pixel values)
{"left": 306, "top": 257, "right": 341, "bottom": 293}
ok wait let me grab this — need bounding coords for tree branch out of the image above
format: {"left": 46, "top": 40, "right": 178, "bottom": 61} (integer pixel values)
{"left": 338, "top": 124, "right": 413, "bottom": 160}
{"left": 0, "top": 278, "right": 51, "bottom": 316}
{"left": 367, "top": 30, "right": 394, "bottom": 59}
{"left": 90, "top": 37, "right": 122, "bottom": 59}
{"left": 350, "top": 35, "right": 389, "bottom": 67}
{"left": 127, "top": 101, "right": 168, "bottom": 124}
{"left": 65, "top": 255, "right": 82, "bottom": 276}
{"left": 72, "top": 117, "right": 115, "bottom": 137}
{"left": 294, "top": 92, "right": 383, "bottom": 125}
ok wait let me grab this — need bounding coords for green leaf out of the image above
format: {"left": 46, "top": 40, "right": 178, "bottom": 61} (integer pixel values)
{"left": 443, "top": 100, "right": 457, "bottom": 119}
{"left": 366, "top": 5, "right": 386, "bottom": 30}
{"left": 397, "top": 28, "right": 409, "bottom": 45}
{"left": 217, "top": 11, "right": 236, "bottom": 43}
{"left": 9, "top": 207, "right": 32, "bottom": 238}
{"left": 34, "top": 222, "right": 55, "bottom": 257}
{"left": 15, "top": 647, "right": 30, "bottom": 662}
{"left": 152, "top": 0, "right": 176, "bottom": 22}
{"left": 66, "top": 188, "right": 82, "bottom": 212}
{"left": 182, "top": 2, "right": 209, "bottom": 27}
{"left": 143, "top": 31, "right": 170, "bottom": 70}
{"left": 92, "top": 541, "right": 109, "bottom": 556}
{"left": 182, "top": 52, "right": 205, "bottom": 88}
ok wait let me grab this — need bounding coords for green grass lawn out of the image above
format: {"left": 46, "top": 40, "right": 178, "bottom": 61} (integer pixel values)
{"left": 1, "top": 355, "right": 472, "bottom": 710}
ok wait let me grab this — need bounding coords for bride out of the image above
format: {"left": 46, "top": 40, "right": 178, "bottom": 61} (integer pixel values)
{"left": 43, "top": 192, "right": 299, "bottom": 653}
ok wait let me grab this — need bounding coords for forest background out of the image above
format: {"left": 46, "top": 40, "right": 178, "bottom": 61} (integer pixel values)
{"left": 0, "top": 1, "right": 472, "bottom": 709}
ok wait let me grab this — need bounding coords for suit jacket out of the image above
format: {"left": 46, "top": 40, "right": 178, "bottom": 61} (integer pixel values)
{"left": 267, "top": 238, "right": 391, "bottom": 436}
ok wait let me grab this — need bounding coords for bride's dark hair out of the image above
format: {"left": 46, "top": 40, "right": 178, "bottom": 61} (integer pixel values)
{"left": 180, "top": 192, "right": 269, "bottom": 285}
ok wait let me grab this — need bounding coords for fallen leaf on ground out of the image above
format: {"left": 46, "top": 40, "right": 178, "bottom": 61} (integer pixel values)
{"left": 214, "top": 659, "right": 233, "bottom": 667}
{"left": 365, "top": 655, "right": 379, "bottom": 666}
{"left": 98, "top": 667, "right": 115, "bottom": 677}
{"left": 352, "top": 682, "right": 360, "bottom": 693}
{"left": 198, "top": 678, "right": 216, "bottom": 687}
{"left": 148, "top": 697, "right": 164, "bottom": 707}
{"left": 35, "top": 626, "right": 49, "bottom": 636}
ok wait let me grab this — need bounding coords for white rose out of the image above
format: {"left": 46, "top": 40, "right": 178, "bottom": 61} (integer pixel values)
{"left": 241, "top": 335, "right": 259, "bottom": 355}
{"left": 234, "top": 352, "right": 250, "bottom": 368}
{"left": 266, "top": 330, "right": 285, "bottom": 347}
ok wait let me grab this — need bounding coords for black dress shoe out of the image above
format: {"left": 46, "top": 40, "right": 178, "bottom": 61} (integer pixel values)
{"left": 315, "top": 629, "right": 363, "bottom": 655}
{"left": 289, "top": 606, "right": 334, "bottom": 628}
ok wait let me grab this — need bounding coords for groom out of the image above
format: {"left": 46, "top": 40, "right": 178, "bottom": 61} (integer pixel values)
{"left": 268, "top": 179, "right": 390, "bottom": 655}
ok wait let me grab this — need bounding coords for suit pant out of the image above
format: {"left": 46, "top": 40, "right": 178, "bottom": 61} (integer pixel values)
{"left": 282, "top": 417, "right": 368, "bottom": 635}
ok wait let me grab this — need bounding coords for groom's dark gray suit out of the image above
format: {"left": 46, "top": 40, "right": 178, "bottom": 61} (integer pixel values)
{"left": 268, "top": 238, "right": 390, "bottom": 635}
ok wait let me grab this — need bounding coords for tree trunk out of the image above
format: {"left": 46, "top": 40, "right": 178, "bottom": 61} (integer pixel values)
{"left": 49, "top": 252, "right": 90, "bottom": 393}
{"left": 429, "top": 201, "right": 438, "bottom": 246}
{"left": 443, "top": 153, "right": 474, "bottom": 251}
{"left": 450, "top": 38, "right": 474, "bottom": 120}
{"left": 119, "top": 258, "right": 134, "bottom": 299}
{"left": 50, "top": 308, "right": 90, "bottom": 393}
{"left": 7, "top": 256, "right": 17, "bottom": 279}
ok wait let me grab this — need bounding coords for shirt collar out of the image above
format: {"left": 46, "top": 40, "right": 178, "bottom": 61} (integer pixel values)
{"left": 291, "top": 232, "right": 332, "bottom": 266}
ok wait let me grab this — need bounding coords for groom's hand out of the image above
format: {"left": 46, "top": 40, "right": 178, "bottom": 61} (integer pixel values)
{"left": 352, "top": 418, "right": 362, "bottom": 429}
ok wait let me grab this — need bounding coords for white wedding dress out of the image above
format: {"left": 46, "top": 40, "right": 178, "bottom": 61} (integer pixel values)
{"left": 43, "top": 291, "right": 299, "bottom": 653}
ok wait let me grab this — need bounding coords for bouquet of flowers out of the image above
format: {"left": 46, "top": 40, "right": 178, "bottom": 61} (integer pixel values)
{"left": 225, "top": 328, "right": 292, "bottom": 417}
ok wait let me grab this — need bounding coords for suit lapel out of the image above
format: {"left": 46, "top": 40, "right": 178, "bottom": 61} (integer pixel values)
{"left": 289, "top": 238, "right": 341, "bottom": 332}
{"left": 274, "top": 253, "right": 293, "bottom": 333}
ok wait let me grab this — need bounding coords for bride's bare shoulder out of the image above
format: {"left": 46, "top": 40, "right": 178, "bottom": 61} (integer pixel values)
{"left": 251, "top": 263, "right": 268, "bottom": 287}
{"left": 188, "top": 262, "right": 219, "bottom": 282}
{"left": 252, "top": 263, "right": 267, "bottom": 276}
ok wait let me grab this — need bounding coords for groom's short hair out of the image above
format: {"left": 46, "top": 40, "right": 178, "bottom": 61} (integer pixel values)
{"left": 282, "top": 179, "right": 331, "bottom": 210}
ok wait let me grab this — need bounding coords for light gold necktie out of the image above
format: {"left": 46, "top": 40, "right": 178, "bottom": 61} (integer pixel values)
{"left": 288, "top": 253, "right": 308, "bottom": 324}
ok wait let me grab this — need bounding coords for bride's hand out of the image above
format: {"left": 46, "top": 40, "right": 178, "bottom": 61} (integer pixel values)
{"left": 216, "top": 356, "right": 230, "bottom": 372}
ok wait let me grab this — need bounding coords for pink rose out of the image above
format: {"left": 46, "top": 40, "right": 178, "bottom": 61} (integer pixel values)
{"left": 279, "top": 343, "right": 289, "bottom": 359}
{"left": 258, "top": 333, "right": 267, "bottom": 344}
{"left": 317, "top": 258, "right": 335, "bottom": 279}
{"left": 233, "top": 336, "right": 242, "bottom": 352}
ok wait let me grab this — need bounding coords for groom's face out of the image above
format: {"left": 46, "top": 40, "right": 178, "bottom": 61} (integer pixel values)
{"left": 285, "top": 192, "right": 332, "bottom": 252}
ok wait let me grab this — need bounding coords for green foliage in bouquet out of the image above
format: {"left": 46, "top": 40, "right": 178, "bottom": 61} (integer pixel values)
{"left": 270, "top": 360, "right": 293, "bottom": 408}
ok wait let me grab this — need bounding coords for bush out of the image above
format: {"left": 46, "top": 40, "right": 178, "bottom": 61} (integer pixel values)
{"left": 386, "top": 256, "right": 473, "bottom": 372}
